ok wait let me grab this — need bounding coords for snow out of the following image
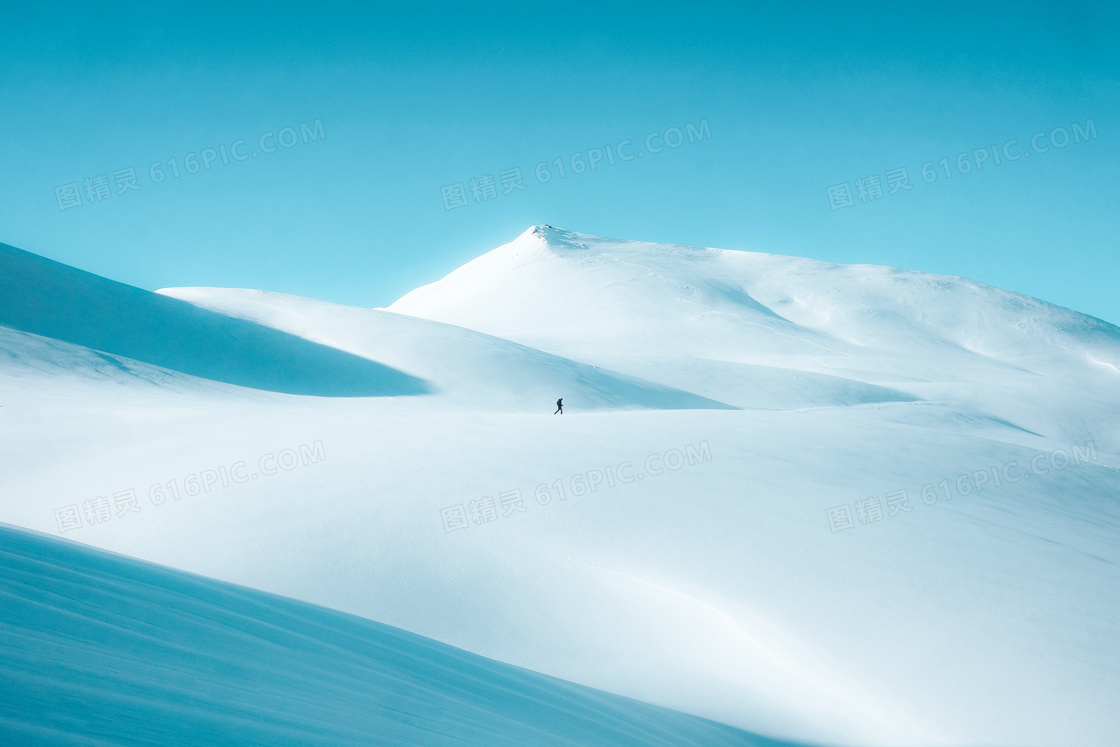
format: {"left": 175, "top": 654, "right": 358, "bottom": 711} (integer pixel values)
{"left": 390, "top": 226, "right": 1120, "bottom": 444}
{"left": 2, "top": 227, "right": 1119, "bottom": 745}
{"left": 0, "top": 242, "right": 428, "bottom": 398}
{"left": 157, "top": 287, "right": 734, "bottom": 413}
{"left": 0, "top": 522, "right": 782, "bottom": 746}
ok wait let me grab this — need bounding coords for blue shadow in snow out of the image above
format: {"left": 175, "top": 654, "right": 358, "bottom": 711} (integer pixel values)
{"left": 0, "top": 522, "right": 825, "bottom": 746}
{"left": 0, "top": 243, "right": 430, "bottom": 397}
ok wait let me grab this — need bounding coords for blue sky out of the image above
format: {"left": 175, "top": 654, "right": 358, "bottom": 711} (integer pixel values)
{"left": 2, "top": 1, "right": 1118, "bottom": 323}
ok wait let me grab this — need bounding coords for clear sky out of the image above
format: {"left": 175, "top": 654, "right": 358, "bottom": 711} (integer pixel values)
{"left": 2, "top": 2, "right": 1118, "bottom": 324}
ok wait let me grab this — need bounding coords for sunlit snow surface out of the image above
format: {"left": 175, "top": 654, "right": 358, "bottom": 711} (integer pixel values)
{"left": 2, "top": 227, "right": 1119, "bottom": 745}
{"left": 0, "top": 523, "right": 796, "bottom": 746}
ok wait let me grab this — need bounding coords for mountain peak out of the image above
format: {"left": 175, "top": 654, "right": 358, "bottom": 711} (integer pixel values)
{"left": 516, "top": 224, "right": 595, "bottom": 252}
{"left": 391, "top": 226, "right": 1120, "bottom": 396}
{"left": 520, "top": 224, "right": 564, "bottom": 239}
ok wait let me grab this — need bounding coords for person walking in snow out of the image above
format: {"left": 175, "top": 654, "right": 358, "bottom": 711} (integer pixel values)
{"left": 554, "top": 398, "right": 563, "bottom": 415}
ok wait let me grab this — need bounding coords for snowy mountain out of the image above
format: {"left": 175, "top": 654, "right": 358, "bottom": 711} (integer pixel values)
{"left": 2, "top": 227, "right": 1119, "bottom": 746}
{"left": 391, "top": 225, "right": 1120, "bottom": 445}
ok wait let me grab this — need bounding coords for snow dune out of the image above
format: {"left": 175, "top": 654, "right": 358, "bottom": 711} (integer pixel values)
{"left": 0, "top": 523, "right": 790, "bottom": 746}
{"left": 0, "top": 242, "right": 428, "bottom": 398}
{"left": 156, "top": 288, "right": 736, "bottom": 412}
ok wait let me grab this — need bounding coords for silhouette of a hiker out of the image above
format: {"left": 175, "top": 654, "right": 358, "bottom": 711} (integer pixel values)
{"left": 554, "top": 398, "right": 563, "bottom": 414}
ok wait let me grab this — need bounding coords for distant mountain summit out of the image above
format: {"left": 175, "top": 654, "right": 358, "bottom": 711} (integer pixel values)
{"left": 391, "top": 225, "right": 1120, "bottom": 444}
{"left": 392, "top": 225, "right": 1120, "bottom": 374}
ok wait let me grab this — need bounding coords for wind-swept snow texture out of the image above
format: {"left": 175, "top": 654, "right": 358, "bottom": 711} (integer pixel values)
{"left": 3, "top": 226, "right": 1120, "bottom": 746}
{"left": 0, "top": 523, "right": 788, "bottom": 746}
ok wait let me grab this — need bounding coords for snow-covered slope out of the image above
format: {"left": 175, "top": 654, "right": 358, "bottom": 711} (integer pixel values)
{"left": 0, "top": 239, "right": 734, "bottom": 412}
{"left": 392, "top": 227, "right": 1120, "bottom": 375}
{"left": 2, "top": 228, "right": 1119, "bottom": 746}
{"left": 392, "top": 226, "right": 1120, "bottom": 445}
{"left": 155, "top": 288, "right": 736, "bottom": 412}
{"left": 0, "top": 522, "right": 785, "bottom": 746}
{"left": 0, "top": 242, "right": 428, "bottom": 398}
